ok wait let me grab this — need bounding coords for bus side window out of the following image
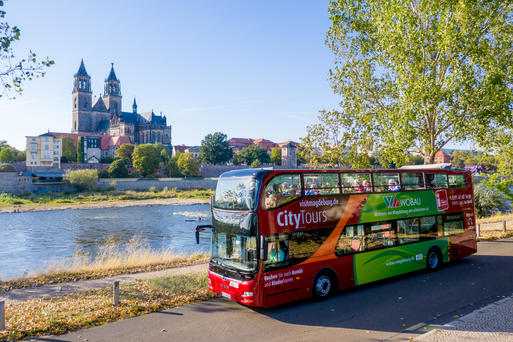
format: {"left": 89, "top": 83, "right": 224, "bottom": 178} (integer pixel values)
{"left": 373, "top": 173, "right": 400, "bottom": 192}
{"left": 262, "top": 174, "right": 301, "bottom": 209}
{"left": 264, "top": 235, "right": 289, "bottom": 270}
{"left": 366, "top": 223, "right": 396, "bottom": 250}
{"left": 303, "top": 173, "right": 339, "bottom": 195}
{"left": 401, "top": 172, "right": 425, "bottom": 190}
{"left": 448, "top": 174, "right": 466, "bottom": 189}
{"left": 340, "top": 173, "right": 372, "bottom": 193}
{"left": 443, "top": 213, "right": 464, "bottom": 236}
{"left": 425, "top": 173, "right": 448, "bottom": 189}
{"left": 335, "top": 225, "right": 363, "bottom": 256}
{"left": 397, "top": 218, "right": 420, "bottom": 244}
{"left": 419, "top": 216, "right": 441, "bottom": 240}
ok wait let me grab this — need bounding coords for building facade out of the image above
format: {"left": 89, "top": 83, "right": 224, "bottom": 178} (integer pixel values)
{"left": 25, "top": 133, "right": 62, "bottom": 168}
{"left": 71, "top": 60, "right": 172, "bottom": 146}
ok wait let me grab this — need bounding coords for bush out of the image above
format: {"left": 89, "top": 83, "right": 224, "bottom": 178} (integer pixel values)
{"left": 250, "top": 159, "right": 262, "bottom": 168}
{"left": 108, "top": 159, "right": 129, "bottom": 178}
{"left": 64, "top": 169, "right": 98, "bottom": 191}
{"left": 164, "top": 157, "right": 182, "bottom": 177}
{"left": 100, "top": 156, "right": 115, "bottom": 164}
{"left": 0, "top": 163, "right": 17, "bottom": 172}
{"left": 177, "top": 153, "right": 200, "bottom": 176}
{"left": 474, "top": 183, "right": 511, "bottom": 218}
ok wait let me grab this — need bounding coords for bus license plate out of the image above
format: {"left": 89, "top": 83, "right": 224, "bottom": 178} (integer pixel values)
{"left": 221, "top": 291, "right": 231, "bottom": 299}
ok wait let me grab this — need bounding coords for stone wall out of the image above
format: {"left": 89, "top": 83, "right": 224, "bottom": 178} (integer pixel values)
{"left": 0, "top": 172, "right": 32, "bottom": 194}
{"left": 98, "top": 178, "right": 218, "bottom": 191}
{"left": 199, "top": 165, "right": 248, "bottom": 177}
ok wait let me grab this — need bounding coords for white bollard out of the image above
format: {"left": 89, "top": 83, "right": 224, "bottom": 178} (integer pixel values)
{"left": 113, "top": 281, "right": 120, "bottom": 306}
{"left": 0, "top": 300, "right": 5, "bottom": 331}
{"left": 476, "top": 223, "right": 480, "bottom": 237}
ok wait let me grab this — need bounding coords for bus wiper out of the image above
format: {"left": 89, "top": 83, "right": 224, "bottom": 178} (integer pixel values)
{"left": 195, "top": 224, "right": 213, "bottom": 244}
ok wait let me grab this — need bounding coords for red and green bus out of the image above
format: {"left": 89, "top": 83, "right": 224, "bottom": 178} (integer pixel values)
{"left": 196, "top": 166, "right": 477, "bottom": 308}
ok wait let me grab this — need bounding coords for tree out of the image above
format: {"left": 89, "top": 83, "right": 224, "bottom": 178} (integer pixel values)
{"left": 115, "top": 143, "right": 134, "bottom": 164}
{"left": 154, "top": 143, "right": 170, "bottom": 166}
{"left": 0, "top": 146, "right": 16, "bottom": 161}
{"left": 64, "top": 169, "right": 98, "bottom": 191}
{"left": 0, "top": 2, "right": 54, "bottom": 98}
{"left": 473, "top": 183, "right": 511, "bottom": 218}
{"left": 77, "top": 137, "right": 84, "bottom": 163}
{"left": 233, "top": 145, "right": 270, "bottom": 165}
{"left": 132, "top": 144, "right": 159, "bottom": 177}
{"left": 61, "top": 137, "right": 76, "bottom": 163}
{"left": 108, "top": 158, "right": 128, "bottom": 178}
{"left": 177, "top": 153, "right": 200, "bottom": 176}
{"left": 303, "top": 1, "right": 513, "bottom": 167}
{"left": 164, "top": 155, "right": 182, "bottom": 177}
{"left": 100, "top": 156, "right": 115, "bottom": 164}
{"left": 270, "top": 147, "right": 282, "bottom": 165}
{"left": 0, "top": 163, "right": 16, "bottom": 172}
{"left": 199, "top": 132, "right": 233, "bottom": 165}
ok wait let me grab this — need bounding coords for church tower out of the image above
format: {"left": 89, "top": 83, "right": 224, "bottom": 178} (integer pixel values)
{"left": 72, "top": 59, "right": 92, "bottom": 132}
{"left": 103, "top": 63, "right": 122, "bottom": 114}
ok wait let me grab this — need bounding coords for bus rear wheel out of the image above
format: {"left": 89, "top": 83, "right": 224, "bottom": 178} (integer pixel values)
{"left": 426, "top": 248, "right": 442, "bottom": 271}
{"left": 313, "top": 271, "right": 334, "bottom": 300}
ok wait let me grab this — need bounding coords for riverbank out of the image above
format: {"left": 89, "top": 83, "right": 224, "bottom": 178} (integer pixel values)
{"left": 0, "top": 188, "right": 213, "bottom": 213}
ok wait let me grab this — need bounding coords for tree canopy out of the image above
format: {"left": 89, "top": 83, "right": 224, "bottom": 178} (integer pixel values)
{"left": 199, "top": 132, "right": 233, "bottom": 165}
{"left": 0, "top": 1, "right": 54, "bottom": 98}
{"left": 115, "top": 143, "right": 135, "bottom": 164}
{"left": 233, "top": 145, "right": 270, "bottom": 166}
{"left": 177, "top": 153, "right": 200, "bottom": 176}
{"left": 303, "top": 1, "right": 513, "bottom": 167}
{"left": 132, "top": 144, "right": 160, "bottom": 177}
{"left": 270, "top": 147, "right": 282, "bottom": 165}
{"left": 61, "top": 137, "right": 76, "bottom": 163}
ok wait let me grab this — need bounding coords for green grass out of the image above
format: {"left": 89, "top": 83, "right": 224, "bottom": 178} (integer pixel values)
{"left": 0, "top": 188, "right": 214, "bottom": 208}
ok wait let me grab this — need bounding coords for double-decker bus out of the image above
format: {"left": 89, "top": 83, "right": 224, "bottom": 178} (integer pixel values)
{"left": 196, "top": 166, "right": 477, "bottom": 308}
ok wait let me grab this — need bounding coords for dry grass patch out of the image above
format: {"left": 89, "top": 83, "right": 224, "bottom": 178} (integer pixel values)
{"left": 1, "top": 239, "right": 208, "bottom": 291}
{"left": 0, "top": 273, "right": 219, "bottom": 341}
{"left": 476, "top": 213, "right": 513, "bottom": 241}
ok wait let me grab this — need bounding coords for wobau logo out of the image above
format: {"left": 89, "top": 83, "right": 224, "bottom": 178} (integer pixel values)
{"left": 383, "top": 196, "right": 421, "bottom": 209}
{"left": 277, "top": 210, "right": 328, "bottom": 229}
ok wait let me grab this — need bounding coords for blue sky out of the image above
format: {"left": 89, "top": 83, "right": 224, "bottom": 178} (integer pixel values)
{"left": 0, "top": 0, "right": 341, "bottom": 150}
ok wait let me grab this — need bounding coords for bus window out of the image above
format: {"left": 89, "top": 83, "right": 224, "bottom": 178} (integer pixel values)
{"left": 401, "top": 172, "right": 425, "bottom": 190}
{"left": 264, "top": 234, "right": 289, "bottom": 270}
{"left": 288, "top": 228, "right": 333, "bottom": 262}
{"left": 373, "top": 173, "right": 400, "bottom": 192}
{"left": 425, "top": 173, "right": 448, "bottom": 189}
{"left": 335, "top": 225, "right": 364, "bottom": 256}
{"left": 366, "top": 223, "right": 396, "bottom": 250}
{"left": 448, "top": 174, "right": 466, "bottom": 189}
{"left": 397, "top": 218, "right": 420, "bottom": 244}
{"left": 443, "top": 213, "right": 464, "bottom": 236}
{"left": 303, "top": 173, "right": 339, "bottom": 196}
{"left": 420, "top": 216, "right": 442, "bottom": 240}
{"left": 262, "top": 174, "right": 301, "bottom": 209}
{"left": 340, "top": 173, "right": 372, "bottom": 193}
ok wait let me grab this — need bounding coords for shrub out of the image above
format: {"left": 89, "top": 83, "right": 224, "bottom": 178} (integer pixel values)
{"left": 149, "top": 186, "right": 158, "bottom": 193}
{"left": 164, "top": 157, "right": 182, "bottom": 177}
{"left": 177, "top": 153, "right": 200, "bottom": 177}
{"left": 0, "top": 163, "right": 17, "bottom": 172}
{"left": 64, "top": 169, "right": 98, "bottom": 191}
{"left": 474, "top": 183, "right": 511, "bottom": 218}
{"left": 108, "top": 159, "right": 129, "bottom": 178}
{"left": 250, "top": 159, "right": 262, "bottom": 168}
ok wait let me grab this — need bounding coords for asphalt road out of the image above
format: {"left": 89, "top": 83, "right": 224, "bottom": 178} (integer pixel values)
{"left": 36, "top": 238, "right": 513, "bottom": 342}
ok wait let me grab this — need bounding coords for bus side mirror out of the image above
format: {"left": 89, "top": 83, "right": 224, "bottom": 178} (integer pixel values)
{"left": 259, "top": 235, "right": 268, "bottom": 261}
{"left": 195, "top": 229, "right": 200, "bottom": 244}
{"left": 195, "top": 225, "right": 213, "bottom": 244}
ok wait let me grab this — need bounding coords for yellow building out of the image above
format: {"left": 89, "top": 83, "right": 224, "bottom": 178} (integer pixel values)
{"left": 26, "top": 132, "right": 62, "bottom": 168}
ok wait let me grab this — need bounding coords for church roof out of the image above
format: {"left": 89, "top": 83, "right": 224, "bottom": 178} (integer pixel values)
{"left": 38, "top": 132, "right": 55, "bottom": 137}
{"left": 119, "top": 112, "right": 139, "bottom": 124}
{"left": 74, "top": 59, "right": 89, "bottom": 77}
{"left": 106, "top": 63, "right": 119, "bottom": 82}
{"left": 96, "top": 120, "right": 110, "bottom": 132}
{"left": 92, "top": 96, "right": 108, "bottom": 112}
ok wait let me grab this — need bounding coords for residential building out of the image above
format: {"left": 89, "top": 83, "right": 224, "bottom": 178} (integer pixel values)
{"left": 25, "top": 132, "right": 62, "bottom": 168}
{"left": 434, "top": 151, "right": 451, "bottom": 164}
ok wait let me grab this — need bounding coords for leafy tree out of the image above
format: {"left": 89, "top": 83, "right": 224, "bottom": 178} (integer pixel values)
{"left": 61, "top": 137, "right": 76, "bottom": 163}
{"left": 0, "top": 163, "right": 16, "bottom": 172}
{"left": 233, "top": 145, "right": 270, "bottom": 166}
{"left": 250, "top": 159, "right": 262, "bottom": 168}
{"left": 64, "top": 169, "right": 98, "bottom": 191}
{"left": 77, "top": 137, "right": 84, "bottom": 163}
{"left": 199, "top": 132, "right": 233, "bottom": 165}
{"left": 473, "top": 183, "right": 511, "bottom": 218}
{"left": 154, "top": 143, "right": 170, "bottom": 165}
{"left": 303, "top": 1, "right": 513, "bottom": 167}
{"left": 164, "top": 155, "right": 182, "bottom": 177}
{"left": 132, "top": 144, "right": 159, "bottom": 177}
{"left": 0, "top": 2, "right": 54, "bottom": 98}
{"left": 115, "top": 143, "right": 134, "bottom": 164}
{"left": 0, "top": 140, "right": 7, "bottom": 149}
{"left": 270, "top": 147, "right": 281, "bottom": 165}
{"left": 0, "top": 146, "right": 16, "bottom": 161}
{"left": 108, "top": 159, "right": 128, "bottom": 178}
{"left": 100, "top": 156, "right": 115, "bottom": 164}
{"left": 177, "top": 153, "right": 200, "bottom": 176}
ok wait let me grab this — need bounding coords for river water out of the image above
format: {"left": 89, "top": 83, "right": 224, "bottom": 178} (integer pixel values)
{"left": 0, "top": 204, "right": 212, "bottom": 280}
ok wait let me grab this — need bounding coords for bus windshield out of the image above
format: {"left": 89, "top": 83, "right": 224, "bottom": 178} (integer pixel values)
{"left": 213, "top": 176, "right": 258, "bottom": 210}
{"left": 211, "top": 232, "right": 258, "bottom": 272}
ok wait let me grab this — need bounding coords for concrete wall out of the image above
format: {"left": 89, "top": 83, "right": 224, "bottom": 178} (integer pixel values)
{"left": 98, "top": 178, "right": 218, "bottom": 191}
{"left": 0, "top": 172, "right": 32, "bottom": 194}
{"left": 199, "top": 165, "right": 247, "bottom": 177}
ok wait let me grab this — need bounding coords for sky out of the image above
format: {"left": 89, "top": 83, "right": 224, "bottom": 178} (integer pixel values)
{"left": 0, "top": 0, "right": 342, "bottom": 150}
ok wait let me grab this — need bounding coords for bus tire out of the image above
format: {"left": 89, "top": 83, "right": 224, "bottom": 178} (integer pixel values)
{"left": 426, "top": 247, "right": 442, "bottom": 271}
{"left": 313, "top": 270, "right": 336, "bottom": 300}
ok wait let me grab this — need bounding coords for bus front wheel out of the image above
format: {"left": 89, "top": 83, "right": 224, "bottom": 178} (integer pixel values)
{"left": 426, "top": 248, "right": 442, "bottom": 271}
{"left": 313, "top": 271, "right": 335, "bottom": 300}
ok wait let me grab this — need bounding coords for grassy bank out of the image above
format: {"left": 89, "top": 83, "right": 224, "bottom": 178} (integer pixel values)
{"left": 0, "top": 273, "right": 219, "bottom": 341}
{"left": 0, "top": 187, "right": 214, "bottom": 209}
{"left": 0, "top": 239, "right": 208, "bottom": 290}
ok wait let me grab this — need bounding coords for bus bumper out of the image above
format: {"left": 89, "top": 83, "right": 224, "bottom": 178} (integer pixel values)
{"left": 208, "top": 270, "right": 259, "bottom": 307}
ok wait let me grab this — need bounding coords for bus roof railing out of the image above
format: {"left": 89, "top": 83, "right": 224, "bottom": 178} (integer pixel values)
{"left": 399, "top": 163, "right": 465, "bottom": 171}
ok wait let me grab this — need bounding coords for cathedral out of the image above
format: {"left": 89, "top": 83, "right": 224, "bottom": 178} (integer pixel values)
{"left": 71, "top": 60, "right": 172, "bottom": 146}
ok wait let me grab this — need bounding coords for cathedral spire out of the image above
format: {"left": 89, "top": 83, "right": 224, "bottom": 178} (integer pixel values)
{"left": 106, "top": 62, "right": 119, "bottom": 81}
{"left": 132, "top": 97, "right": 137, "bottom": 113}
{"left": 75, "top": 59, "right": 89, "bottom": 77}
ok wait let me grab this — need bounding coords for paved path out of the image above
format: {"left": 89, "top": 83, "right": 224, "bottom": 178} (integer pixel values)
{"left": 0, "top": 263, "right": 208, "bottom": 302}
{"left": 30, "top": 238, "right": 513, "bottom": 342}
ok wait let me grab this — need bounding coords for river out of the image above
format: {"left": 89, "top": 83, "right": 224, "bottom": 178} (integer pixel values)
{"left": 0, "top": 203, "right": 212, "bottom": 280}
